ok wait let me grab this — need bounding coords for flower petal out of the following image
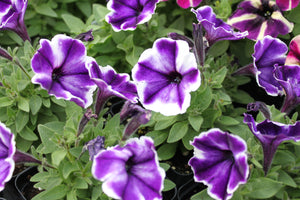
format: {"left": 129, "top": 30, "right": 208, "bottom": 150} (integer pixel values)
{"left": 177, "top": 0, "right": 202, "bottom": 8}
{"left": 286, "top": 35, "right": 300, "bottom": 65}
{"left": 276, "top": 0, "right": 300, "bottom": 11}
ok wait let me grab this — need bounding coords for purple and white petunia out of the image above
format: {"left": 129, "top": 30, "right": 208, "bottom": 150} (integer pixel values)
{"left": 105, "top": 0, "right": 159, "bottom": 32}
{"left": 276, "top": 0, "right": 300, "bottom": 11}
{"left": 92, "top": 136, "right": 165, "bottom": 200}
{"left": 244, "top": 113, "right": 300, "bottom": 175}
{"left": 285, "top": 35, "right": 300, "bottom": 66}
{"left": 132, "top": 38, "right": 201, "bottom": 116}
{"left": 0, "top": 122, "right": 16, "bottom": 192}
{"left": 189, "top": 128, "right": 249, "bottom": 200}
{"left": 192, "top": 6, "right": 248, "bottom": 46}
{"left": 274, "top": 65, "right": 300, "bottom": 114}
{"left": 0, "top": 0, "right": 30, "bottom": 41}
{"left": 252, "top": 36, "right": 287, "bottom": 96}
{"left": 227, "top": 0, "right": 294, "bottom": 40}
{"left": 86, "top": 58, "right": 138, "bottom": 115}
{"left": 177, "top": 0, "right": 202, "bottom": 9}
{"left": 31, "top": 34, "right": 97, "bottom": 108}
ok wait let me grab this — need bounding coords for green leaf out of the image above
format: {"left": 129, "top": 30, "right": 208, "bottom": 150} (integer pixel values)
{"left": 217, "top": 116, "right": 240, "bottom": 126}
{"left": 167, "top": 121, "right": 189, "bottom": 143}
{"left": 51, "top": 148, "right": 67, "bottom": 166}
{"left": 191, "top": 189, "right": 214, "bottom": 200}
{"left": 17, "top": 80, "right": 30, "bottom": 91}
{"left": 17, "top": 96, "right": 30, "bottom": 112}
{"left": 19, "top": 126, "right": 38, "bottom": 141}
{"left": 16, "top": 110, "right": 29, "bottom": 132}
{"left": 62, "top": 161, "right": 79, "bottom": 179}
{"left": 62, "top": 14, "right": 85, "bottom": 33}
{"left": 93, "top": 4, "right": 110, "bottom": 22}
{"left": 146, "top": 130, "right": 168, "bottom": 146}
{"left": 32, "top": 184, "right": 67, "bottom": 200}
{"left": 0, "top": 97, "right": 13, "bottom": 107}
{"left": 207, "top": 40, "right": 229, "bottom": 57}
{"left": 182, "top": 128, "right": 200, "bottom": 150}
{"left": 154, "top": 115, "right": 178, "bottom": 130}
{"left": 189, "top": 85, "right": 212, "bottom": 113}
{"left": 74, "top": 177, "right": 88, "bottom": 189}
{"left": 211, "top": 67, "right": 228, "bottom": 88}
{"left": 38, "top": 124, "right": 58, "bottom": 154}
{"left": 35, "top": 4, "right": 57, "bottom": 17}
{"left": 29, "top": 95, "right": 42, "bottom": 115}
{"left": 278, "top": 170, "right": 297, "bottom": 187}
{"left": 157, "top": 143, "right": 177, "bottom": 160}
{"left": 245, "top": 177, "right": 283, "bottom": 199}
{"left": 188, "top": 115, "right": 203, "bottom": 131}
{"left": 163, "top": 179, "right": 176, "bottom": 191}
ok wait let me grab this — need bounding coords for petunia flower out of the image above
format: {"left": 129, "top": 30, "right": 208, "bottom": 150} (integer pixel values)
{"left": 189, "top": 128, "right": 249, "bottom": 200}
{"left": 244, "top": 113, "right": 300, "bottom": 175}
{"left": 276, "top": 0, "right": 300, "bottom": 11}
{"left": 274, "top": 65, "right": 300, "bottom": 114}
{"left": 92, "top": 136, "right": 165, "bottom": 200}
{"left": 285, "top": 35, "right": 300, "bottom": 66}
{"left": 192, "top": 6, "right": 248, "bottom": 46}
{"left": 0, "top": 0, "right": 30, "bottom": 41}
{"left": 132, "top": 38, "right": 201, "bottom": 116}
{"left": 105, "top": 0, "right": 159, "bottom": 32}
{"left": 86, "top": 57, "right": 138, "bottom": 116}
{"left": 177, "top": 0, "right": 202, "bottom": 9}
{"left": 227, "top": 0, "right": 294, "bottom": 41}
{"left": 31, "top": 34, "right": 97, "bottom": 108}
{"left": 0, "top": 122, "right": 16, "bottom": 191}
{"left": 233, "top": 35, "right": 287, "bottom": 96}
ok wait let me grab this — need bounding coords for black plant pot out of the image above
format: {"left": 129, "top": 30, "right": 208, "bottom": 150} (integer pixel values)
{"left": 0, "top": 166, "right": 38, "bottom": 200}
{"left": 177, "top": 178, "right": 205, "bottom": 200}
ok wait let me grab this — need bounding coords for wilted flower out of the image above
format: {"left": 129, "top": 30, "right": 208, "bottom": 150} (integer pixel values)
{"left": 0, "top": 0, "right": 30, "bottom": 41}
{"left": 285, "top": 35, "right": 300, "bottom": 66}
{"left": 82, "top": 136, "right": 105, "bottom": 160}
{"left": 276, "top": 0, "right": 300, "bottom": 11}
{"left": 189, "top": 128, "right": 249, "bottom": 200}
{"left": 86, "top": 58, "right": 138, "bottom": 116}
{"left": 105, "top": 0, "right": 159, "bottom": 31}
{"left": 227, "top": 0, "right": 293, "bottom": 40}
{"left": 92, "top": 136, "right": 165, "bottom": 200}
{"left": 31, "top": 34, "right": 97, "bottom": 108}
{"left": 120, "top": 101, "right": 152, "bottom": 141}
{"left": 274, "top": 65, "right": 300, "bottom": 114}
{"left": 192, "top": 6, "right": 248, "bottom": 46}
{"left": 0, "top": 122, "right": 16, "bottom": 191}
{"left": 244, "top": 113, "right": 300, "bottom": 175}
{"left": 177, "top": 0, "right": 202, "bottom": 9}
{"left": 132, "top": 38, "right": 201, "bottom": 116}
{"left": 75, "top": 29, "right": 94, "bottom": 42}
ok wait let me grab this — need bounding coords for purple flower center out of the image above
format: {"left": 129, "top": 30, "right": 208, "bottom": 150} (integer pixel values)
{"left": 52, "top": 68, "right": 63, "bottom": 81}
{"left": 125, "top": 158, "right": 134, "bottom": 173}
{"left": 257, "top": 0, "right": 274, "bottom": 19}
{"left": 168, "top": 72, "right": 182, "bottom": 84}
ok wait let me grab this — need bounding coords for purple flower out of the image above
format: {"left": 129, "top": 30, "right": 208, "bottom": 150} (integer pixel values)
{"left": 0, "top": 0, "right": 30, "bottom": 41}
{"left": 285, "top": 35, "right": 300, "bottom": 66}
{"left": 189, "top": 128, "right": 249, "bottom": 200}
{"left": 0, "top": 122, "right": 16, "bottom": 191}
{"left": 227, "top": 0, "right": 293, "bottom": 40}
{"left": 92, "top": 136, "right": 165, "bottom": 200}
{"left": 132, "top": 38, "right": 201, "bottom": 116}
{"left": 84, "top": 136, "right": 105, "bottom": 160}
{"left": 244, "top": 113, "right": 300, "bottom": 175}
{"left": 177, "top": 0, "right": 202, "bottom": 9}
{"left": 105, "top": 0, "right": 159, "bottom": 32}
{"left": 192, "top": 6, "right": 248, "bottom": 46}
{"left": 31, "top": 34, "right": 97, "bottom": 108}
{"left": 274, "top": 65, "right": 300, "bottom": 114}
{"left": 86, "top": 58, "right": 138, "bottom": 116}
{"left": 276, "top": 0, "right": 300, "bottom": 11}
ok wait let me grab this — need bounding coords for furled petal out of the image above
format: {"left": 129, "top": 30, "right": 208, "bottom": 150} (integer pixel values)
{"left": 105, "top": 0, "right": 159, "bottom": 31}
{"left": 244, "top": 113, "right": 300, "bottom": 174}
{"left": 276, "top": 0, "right": 300, "bottom": 11}
{"left": 0, "top": 122, "right": 16, "bottom": 192}
{"left": 274, "top": 65, "right": 300, "bottom": 113}
{"left": 252, "top": 35, "right": 287, "bottom": 96}
{"left": 86, "top": 57, "right": 138, "bottom": 103}
{"left": 0, "top": 0, "right": 30, "bottom": 41}
{"left": 189, "top": 128, "right": 249, "bottom": 200}
{"left": 177, "top": 0, "right": 202, "bottom": 8}
{"left": 227, "top": 0, "right": 293, "bottom": 40}
{"left": 31, "top": 34, "right": 97, "bottom": 108}
{"left": 132, "top": 38, "right": 201, "bottom": 116}
{"left": 92, "top": 136, "right": 165, "bottom": 200}
{"left": 285, "top": 35, "right": 300, "bottom": 65}
{"left": 192, "top": 6, "right": 248, "bottom": 45}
